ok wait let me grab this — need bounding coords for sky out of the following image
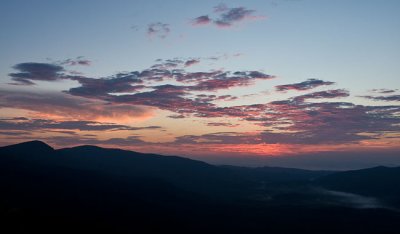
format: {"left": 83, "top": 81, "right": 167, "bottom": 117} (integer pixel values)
{"left": 0, "top": 0, "right": 399, "bottom": 169}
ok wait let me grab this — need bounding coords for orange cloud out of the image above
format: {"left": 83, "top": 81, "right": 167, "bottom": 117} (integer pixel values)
{"left": 0, "top": 89, "right": 154, "bottom": 123}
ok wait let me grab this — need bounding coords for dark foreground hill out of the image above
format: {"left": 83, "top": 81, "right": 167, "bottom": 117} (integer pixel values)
{"left": 316, "top": 166, "right": 400, "bottom": 208}
{"left": 1, "top": 141, "right": 399, "bottom": 233}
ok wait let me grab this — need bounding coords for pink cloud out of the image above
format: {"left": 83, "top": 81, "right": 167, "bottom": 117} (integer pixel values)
{"left": 191, "top": 15, "right": 211, "bottom": 26}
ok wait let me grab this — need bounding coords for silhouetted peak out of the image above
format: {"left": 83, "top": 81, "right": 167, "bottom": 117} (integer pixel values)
{"left": 19, "top": 140, "right": 53, "bottom": 149}
{"left": 0, "top": 140, "right": 54, "bottom": 154}
{"left": 371, "top": 166, "right": 390, "bottom": 170}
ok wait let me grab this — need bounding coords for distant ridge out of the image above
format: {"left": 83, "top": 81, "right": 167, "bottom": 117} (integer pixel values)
{"left": 0, "top": 140, "right": 331, "bottom": 197}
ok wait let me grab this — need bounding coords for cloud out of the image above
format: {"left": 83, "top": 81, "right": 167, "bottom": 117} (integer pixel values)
{"left": 58, "top": 57, "right": 91, "bottom": 66}
{"left": 172, "top": 100, "right": 400, "bottom": 146}
{"left": 188, "top": 71, "right": 274, "bottom": 91}
{"left": 257, "top": 101, "right": 400, "bottom": 144}
{"left": 174, "top": 70, "right": 221, "bottom": 83}
{"left": 191, "top": 15, "right": 211, "bottom": 26}
{"left": 369, "top": 88, "right": 397, "bottom": 94}
{"left": 207, "top": 122, "right": 239, "bottom": 127}
{"left": 175, "top": 132, "right": 256, "bottom": 144}
{"left": 112, "top": 84, "right": 212, "bottom": 115}
{"left": 151, "top": 58, "right": 200, "bottom": 69}
{"left": 184, "top": 59, "right": 200, "bottom": 67}
{"left": 213, "top": 3, "right": 229, "bottom": 13}
{"left": 67, "top": 72, "right": 144, "bottom": 98}
{"left": 47, "top": 130, "right": 78, "bottom": 136}
{"left": 56, "top": 66, "right": 274, "bottom": 116}
{"left": 175, "top": 92, "right": 399, "bottom": 145}
{"left": 195, "top": 94, "right": 237, "bottom": 102}
{"left": 139, "top": 68, "right": 174, "bottom": 82}
{"left": 0, "top": 118, "right": 161, "bottom": 132}
{"left": 0, "top": 131, "right": 31, "bottom": 136}
{"left": 105, "top": 70, "right": 273, "bottom": 115}
{"left": 167, "top": 114, "right": 186, "bottom": 119}
{"left": 147, "top": 22, "right": 170, "bottom": 39}
{"left": 10, "top": 58, "right": 271, "bottom": 95}
{"left": 216, "top": 95, "right": 238, "bottom": 101}
{"left": 207, "top": 53, "right": 241, "bottom": 60}
{"left": 6, "top": 59, "right": 276, "bottom": 123}
{"left": 5, "top": 58, "right": 399, "bottom": 147}
{"left": 45, "top": 135, "right": 146, "bottom": 147}
{"left": 192, "top": 4, "right": 265, "bottom": 28}
{"left": 359, "top": 95, "right": 400, "bottom": 102}
{"left": 9, "top": 62, "right": 65, "bottom": 85}
{"left": 214, "top": 7, "right": 262, "bottom": 28}
{"left": 276, "top": 79, "right": 335, "bottom": 92}
{"left": 0, "top": 89, "right": 153, "bottom": 122}
{"left": 292, "top": 89, "right": 349, "bottom": 102}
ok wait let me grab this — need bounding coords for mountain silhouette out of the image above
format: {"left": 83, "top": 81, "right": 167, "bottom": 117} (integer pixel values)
{"left": 0, "top": 140, "right": 54, "bottom": 155}
{"left": 1, "top": 141, "right": 248, "bottom": 198}
{"left": 0, "top": 141, "right": 333, "bottom": 199}
{"left": 1, "top": 141, "right": 400, "bottom": 234}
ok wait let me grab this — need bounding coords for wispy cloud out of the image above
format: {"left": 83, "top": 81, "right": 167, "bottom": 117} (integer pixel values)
{"left": 147, "top": 22, "right": 170, "bottom": 39}
{"left": 0, "top": 117, "right": 161, "bottom": 132}
{"left": 175, "top": 132, "right": 255, "bottom": 144}
{"left": 57, "top": 56, "right": 91, "bottom": 66}
{"left": 369, "top": 88, "right": 398, "bottom": 94}
{"left": 192, "top": 4, "right": 265, "bottom": 29}
{"left": 359, "top": 95, "right": 400, "bottom": 102}
{"left": 207, "top": 122, "right": 239, "bottom": 127}
{"left": 45, "top": 135, "right": 146, "bottom": 147}
{"left": 276, "top": 79, "right": 335, "bottom": 92}
{"left": 292, "top": 89, "right": 349, "bottom": 102}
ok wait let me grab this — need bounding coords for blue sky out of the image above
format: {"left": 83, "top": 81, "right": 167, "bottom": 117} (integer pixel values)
{"left": 2, "top": 0, "right": 399, "bottom": 86}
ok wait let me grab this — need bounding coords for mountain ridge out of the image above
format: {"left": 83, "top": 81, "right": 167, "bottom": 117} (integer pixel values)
{"left": 1, "top": 140, "right": 400, "bottom": 233}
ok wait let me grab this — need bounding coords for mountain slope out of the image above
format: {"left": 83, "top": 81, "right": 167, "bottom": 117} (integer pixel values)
{"left": 0, "top": 141, "right": 240, "bottom": 198}
{"left": 317, "top": 166, "right": 400, "bottom": 207}
{"left": 1, "top": 141, "right": 400, "bottom": 233}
